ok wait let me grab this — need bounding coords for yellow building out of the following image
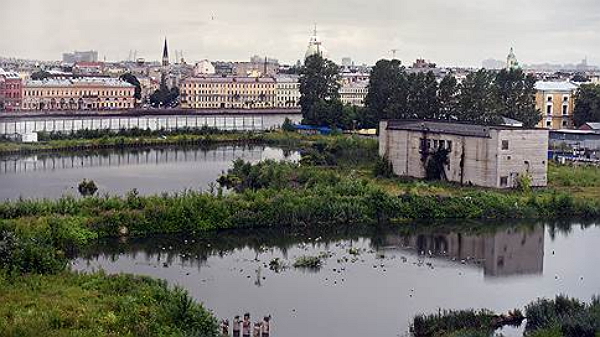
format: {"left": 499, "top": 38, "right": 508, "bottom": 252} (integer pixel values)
{"left": 535, "top": 81, "right": 579, "bottom": 129}
{"left": 22, "top": 78, "right": 135, "bottom": 111}
{"left": 179, "top": 76, "right": 276, "bottom": 109}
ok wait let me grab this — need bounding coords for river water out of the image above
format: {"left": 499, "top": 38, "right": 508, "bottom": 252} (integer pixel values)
{"left": 73, "top": 221, "right": 600, "bottom": 337}
{"left": 0, "top": 145, "right": 299, "bottom": 200}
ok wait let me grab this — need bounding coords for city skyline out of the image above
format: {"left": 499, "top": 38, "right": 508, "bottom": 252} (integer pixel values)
{"left": 1, "top": 0, "right": 599, "bottom": 66}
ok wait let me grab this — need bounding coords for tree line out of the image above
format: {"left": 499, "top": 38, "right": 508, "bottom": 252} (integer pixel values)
{"left": 300, "top": 56, "right": 543, "bottom": 129}
{"left": 573, "top": 84, "right": 600, "bottom": 126}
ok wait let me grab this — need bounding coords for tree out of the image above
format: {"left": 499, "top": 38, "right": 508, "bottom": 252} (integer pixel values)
{"left": 365, "top": 59, "right": 407, "bottom": 124}
{"left": 30, "top": 71, "right": 52, "bottom": 80}
{"left": 573, "top": 84, "right": 600, "bottom": 127}
{"left": 494, "top": 69, "right": 541, "bottom": 128}
{"left": 149, "top": 73, "right": 179, "bottom": 108}
{"left": 119, "top": 73, "right": 142, "bottom": 101}
{"left": 299, "top": 54, "right": 341, "bottom": 126}
{"left": 407, "top": 71, "right": 439, "bottom": 119}
{"left": 437, "top": 75, "right": 459, "bottom": 120}
{"left": 457, "top": 69, "right": 503, "bottom": 125}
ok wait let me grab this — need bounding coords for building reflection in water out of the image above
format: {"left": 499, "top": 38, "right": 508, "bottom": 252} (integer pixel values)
{"left": 383, "top": 226, "right": 544, "bottom": 278}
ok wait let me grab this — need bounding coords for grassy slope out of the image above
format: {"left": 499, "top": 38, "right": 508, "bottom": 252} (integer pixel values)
{"left": 0, "top": 272, "right": 219, "bottom": 337}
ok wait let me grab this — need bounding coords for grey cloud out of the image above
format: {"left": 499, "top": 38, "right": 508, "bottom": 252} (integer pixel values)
{"left": 0, "top": 0, "right": 598, "bottom": 66}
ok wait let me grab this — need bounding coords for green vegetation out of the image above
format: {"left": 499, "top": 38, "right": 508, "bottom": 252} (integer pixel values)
{"left": 573, "top": 83, "right": 600, "bottom": 126}
{"left": 1, "top": 133, "right": 599, "bottom": 336}
{"left": 365, "top": 62, "right": 540, "bottom": 128}
{"left": 293, "top": 255, "right": 323, "bottom": 269}
{"left": 0, "top": 272, "right": 219, "bottom": 337}
{"left": 78, "top": 179, "right": 98, "bottom": 196}
{"left": 412, "top": 296, "right": 599, "bottom": 337}
{"left": 525, "top": 295, "right": 600, "bottom": 337}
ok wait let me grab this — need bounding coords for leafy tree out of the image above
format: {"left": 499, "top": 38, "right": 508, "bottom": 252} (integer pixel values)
{"left": 438, "top": 75, "right": 459, "bottom": 120}
{"left": 365, "top": 59, "right": 407, "bottom": 124}
{"left": 149, "top": 73, "right": 179, "bottom": 108}
{"left": 573, "top": 84, "right": 600, "bottom": 127}
{"left": 299, "top": 54, "right": 341, "bottom": 125}
{"left": 457, "top": 69, "right": 503, "bottom": 125}
{"left": 119, "top": 73, "right": 142, "bottom": 101}
{"left": 494, "top": 69, "right": 541, "bottom": 128}
{"left": 30, "top": 70, "right": 52, "bottom": 80}
{"left": 407, "top": 71, "right": 439, "bottom": 119}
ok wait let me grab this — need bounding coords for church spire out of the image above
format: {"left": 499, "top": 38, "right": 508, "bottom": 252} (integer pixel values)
{"left": 162, "top": 37, "right": 169, "bottom": 67}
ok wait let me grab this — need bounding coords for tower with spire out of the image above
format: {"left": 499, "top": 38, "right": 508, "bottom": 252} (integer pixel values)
{"left": 305, "top": 25, "right": 326, "bottom": 61}
{"left": 506, "top": 47, "right": 520, "bottom": 70}
{"left": 162, "top": 38, "right": 169, "bottom": 67}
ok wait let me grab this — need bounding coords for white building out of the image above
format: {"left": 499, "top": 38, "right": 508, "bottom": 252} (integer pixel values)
{"left": 339, "top": 80, "right": 368, "bottom": 107}
{"left": 193, "top": 60, "right": 216, "bottom": 76}
{"left": 275, "top": 75, "right": 300, "bottom": 108}
{"left": 379, "top": 120, "right": 549, "bottom": 188}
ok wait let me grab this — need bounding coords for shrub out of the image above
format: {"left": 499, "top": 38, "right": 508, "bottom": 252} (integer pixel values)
{"left": 293, "top": 255, "right": 323, "bottom": 269}
{"left": 77, "top": 179, "right": 98, "bottom": 197}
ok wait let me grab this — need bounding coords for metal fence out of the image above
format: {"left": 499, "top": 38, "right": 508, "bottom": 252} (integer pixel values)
{"left": 0, "top": 115, "right": 276, "bottom": 135}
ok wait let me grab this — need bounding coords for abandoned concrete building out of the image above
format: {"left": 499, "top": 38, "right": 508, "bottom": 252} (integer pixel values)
{"left": 378, "top": 120, "right": 549, "bottom": 188}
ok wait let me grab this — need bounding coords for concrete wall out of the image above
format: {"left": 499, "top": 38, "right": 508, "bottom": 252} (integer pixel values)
{"left": 495, "top": 129, "right": 549, "bottom": 187}
{"left": 379, "top": 122, "right": 548, "bottom": 188}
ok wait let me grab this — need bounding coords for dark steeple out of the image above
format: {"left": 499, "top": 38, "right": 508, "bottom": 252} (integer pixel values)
{"left": 162, "top": 37, "right": 169, "bottom": 67}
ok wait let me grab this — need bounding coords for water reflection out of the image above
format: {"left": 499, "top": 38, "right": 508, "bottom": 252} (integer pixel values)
{"left": 0, "top": 145, "right": 298, "bottom": 200}
{"left": 384, "top": 226, "right": 544, "bottom": 277}
{"left": 78, "top": 222, "right": 573, "bottom": 279}
{"left": 73, "top": 221, "right": 600, "bottom": 337}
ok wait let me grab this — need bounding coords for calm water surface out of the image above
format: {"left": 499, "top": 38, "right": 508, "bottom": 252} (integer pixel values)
{"left": 73, "top": 221, "right": 600, "bottom": 337}
{"left": 0, "top": 145, "right": 298, "bottom": 200}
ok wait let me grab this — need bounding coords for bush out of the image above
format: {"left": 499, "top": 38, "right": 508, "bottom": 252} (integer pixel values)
{"left": 0, "top": 230, "right": 67, "bottom": 275}
{"left": 78, "top": 179, "right": 98, "bottom": 197}
{"left": 373, "top": 155, "right": 395, "bottom": 178}
{"left": 525, "top": 295, "right": 600, "bottom": 337}
{"left": 293, "top": 255, "right": 323, "bottom": 269}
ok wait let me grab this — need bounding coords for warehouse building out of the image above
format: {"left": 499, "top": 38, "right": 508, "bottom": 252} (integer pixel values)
{"left": 379, "top": 120, "right": 549, "bottom": 188}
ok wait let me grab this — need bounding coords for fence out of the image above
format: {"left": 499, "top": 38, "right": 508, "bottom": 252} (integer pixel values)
{"left": 0, "top": 114, "right": 282, "bottom": 135}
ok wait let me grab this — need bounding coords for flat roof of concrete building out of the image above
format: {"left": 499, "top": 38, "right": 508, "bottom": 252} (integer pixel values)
{"left": 385, "top": 120, "right": 540, "bottom": 138}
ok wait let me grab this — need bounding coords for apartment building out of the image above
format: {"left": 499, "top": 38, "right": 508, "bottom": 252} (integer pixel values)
{"left": 21, "top": 77, "right": 135, "bottom": 111}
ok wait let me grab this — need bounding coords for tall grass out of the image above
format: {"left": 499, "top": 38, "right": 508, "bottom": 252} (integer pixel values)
{"left": 0, "top": 271, "right": 219, "bottom": 337}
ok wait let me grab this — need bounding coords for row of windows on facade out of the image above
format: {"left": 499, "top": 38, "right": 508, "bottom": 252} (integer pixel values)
{"left": 546, "top": 104, "right": 570, "bottom": 116}
{"left": 182, "top": 83, "right": 274, "bottom": 89}
{"left": 545, "top": 120, "right": 570, "bottom": 128}
{"left": 547, "top": 95, "right": 570, "bottom": 102}
{"left": 187, "top": 103, "right": 272, "bottom": 108}
{"left": 183, "top": 90, "right": 274, "bottom": 96}
{"left": 419, "top": 138, "right": 513, "bottom": 152}
{"left": 24, "top": 90, "right": 132, "bottom": 97}
{"left": 419, "top": 138, "right": 454, "bottom": 152}
{"left": 0, "top": 84, "right": 20, "bottom": 90}
{"left": 22, "top": 102, "right": 133, "bottom": 109}
{"left": 186, "top": 96, "right": 272, "bottom": 102}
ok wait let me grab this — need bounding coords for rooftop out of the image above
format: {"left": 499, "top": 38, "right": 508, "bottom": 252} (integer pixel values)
{"left": 582, "top": 122, "right": 600, "bottom": 130}
{"left": 25, "top": 77, "right": 133, "bottom": 88}
{"left": 385, "top": 120, "right": 535, "bottom": 138}
{"left": 183, "top": 76, "right": 276, "bottom": 83}
{"left": 535, "top": 81, "right": 579, "bottom": 92}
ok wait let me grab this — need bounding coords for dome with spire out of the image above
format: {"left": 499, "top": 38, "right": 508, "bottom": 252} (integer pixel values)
{"left": 506, "top": 47, "right": 520, "bottom": 70}
{"left": 305, "top": 26, "right": 326, "bottom": 61}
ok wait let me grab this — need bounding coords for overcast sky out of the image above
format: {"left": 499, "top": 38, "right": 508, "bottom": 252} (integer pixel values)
{"left": 1, "top": 0, "right": 599, "bottom": 67}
